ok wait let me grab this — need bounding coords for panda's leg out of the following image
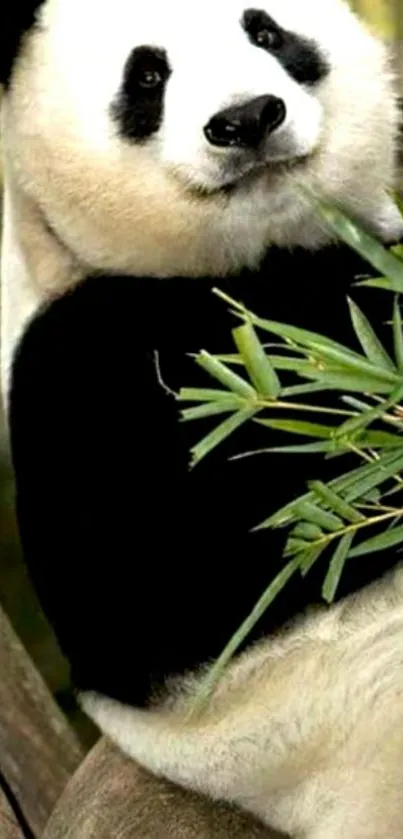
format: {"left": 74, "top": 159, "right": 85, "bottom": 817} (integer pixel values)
{"left": 78, "top": 688, "right": 298, "bottom": 832}
{"left": 82, "top": 691, "right": 401, "bottom": 839}
{"left": 79, "top": 613, "right": 403, "bottom": 839}
{"left": 80, "top": 690, "right": 403, "bottom": 839}
{"left": 310, "top": 803, "right": 403, "bottom": 839}
{"left": 79, "top": 689, "right": 267, "bottom": 796}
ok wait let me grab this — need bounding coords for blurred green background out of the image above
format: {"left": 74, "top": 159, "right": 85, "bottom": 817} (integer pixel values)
{"left": 0, "top": 0, "right": 402, "bottom": 744}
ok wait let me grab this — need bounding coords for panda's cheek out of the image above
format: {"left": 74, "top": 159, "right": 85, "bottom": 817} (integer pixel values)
{"left": 267, "top": 94, "right": 323, "bottom": 161}
{"left": 157, "top": 121, "right": 209, "bottom": 176}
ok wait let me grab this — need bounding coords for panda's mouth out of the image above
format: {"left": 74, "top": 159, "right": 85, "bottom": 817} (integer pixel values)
{"left": 194, "top": 153, "right": 310, "bottom": 198}
{"left": 200, "top": 114, "right": 323, "bottom": 195}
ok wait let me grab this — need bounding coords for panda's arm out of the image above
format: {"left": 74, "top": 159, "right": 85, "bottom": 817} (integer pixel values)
{"left": 8, "top": 275, "right": 200, "bottom": 705}
{"left": 7, "top": 273, "right": 275, "bottom": 707}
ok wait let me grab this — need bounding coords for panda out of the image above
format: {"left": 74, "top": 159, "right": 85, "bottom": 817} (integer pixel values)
{"left": 3, "top": 0, "right": 403, "bottom": 836}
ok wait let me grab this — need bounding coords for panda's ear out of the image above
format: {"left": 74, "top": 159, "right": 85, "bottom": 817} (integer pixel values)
{"left": 0, "top": 0, "right": 44, "bottom": 86}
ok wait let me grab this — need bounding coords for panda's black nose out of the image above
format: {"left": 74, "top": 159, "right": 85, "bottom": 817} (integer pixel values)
{"left": 204, "top": 95, "right": 286, "bottom": 149}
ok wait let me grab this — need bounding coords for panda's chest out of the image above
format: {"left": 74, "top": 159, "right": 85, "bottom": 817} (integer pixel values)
{"left": 10, "top": 254, "right": 402, "bottom": 695}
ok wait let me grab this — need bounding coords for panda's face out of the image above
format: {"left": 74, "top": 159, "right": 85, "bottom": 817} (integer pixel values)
{"left": 106, "top": 0, "right": 327, "bottom": 193}
{"left": 2, "top": 0, "right": 402, "bottom": 286}
{"left": 13, "top": 0, "right": 330, "bottom": 196}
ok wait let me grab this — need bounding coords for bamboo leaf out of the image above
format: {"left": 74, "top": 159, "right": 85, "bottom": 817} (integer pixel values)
{"left": 181, "top": 400, "right": 243, "bottom": 421}
{"left": 262, "top": 441, "right": 341, "bottom": 454}
{"left": 393, "top": 297, "right": 403, "bottom": 371}
{"left": 341, "top": 396, "right": 373, "bottom": 412}
{"left": 362, "top": 489, "right": 381, "bottom": 503}
{"left": 361, "top": 430, "right": 403, "bottom": 448}
{"left": 290, "top": 365, "right": 398, "bottom": 393}
{"left": 210, "top": 288, "right": 366, "bottom": 361}
{"left": 391, "top": 244, "right": 403, "bottom": 261}
{"left": 178, "top": 388, "right": 244, "bottom": 402}
{"left": 284, "top": 538, "right": 312, "bottom": 557}
{"left": 255, "top": 419, "right": 335, "bottom": 439}
{"left": 255, "top": 494, "right": 311, "bottom": 530}
{"left": 266, "top": 360, "right": 393, "bottom": 390}
{"left": 248, "top": 317, "right": 367, "bottom": 361}
{"left": 322, "top": 533, "right": 354, "bottom": 603}
{"left": 308, "top": 372, "right": 398, "bottom": 394}
{"left": 258, "top": 355, "right": 313, "bottom": 372}
{"left": 308, "top": 341, "right": 399, "bottom": 383}
{"left": 211, "top": 347, "right": 305, "bottom": 367}
{"left": 308, "top": 481, "right": 364, "bottom": 523}
{"left": 189, "top": 558, "right": 300, "bottom": 716}
{"left": 260, "top": 433, "right": 401, "bottom": 454}
{"left": 210, "top": 354, "right": 243, "bottom": 366}
{"left": 383, "top": 483, "right": 403, "bottom": 499}
{"left": 311, "top": 202, "right": 403, "bottom": 293}
{"left": 195, "top": 352, "right": 256, "bottom": 398}
{"left": 335, "top": 383, "right": 403, "bottom": 438}
{"left": 250, "top": 353, "right": 350, "bottom": 378}
{"left": 347, "top": 297, "right": 396, "bottom": 372}
{"left": 343, "top": 448, "right": 403, "bottom": 502}
{"left": 232, "top": 322, "right": 281, "bottom": 397}
{"left": 255, "top": 450, "right": 401, "bottom": 531}
{"left": 337, "top": 448, "right": 403, "bottom": 492}
{"left": 293, "top": 522, "right": 323, "bottom": 540}
{"left": 293, "top": 501, "right": 343, "bottom": 532}
{"left": 280, "top": 382, "right": 336, "bottom": 397}
{"left": 190, "top": 408, "right": 257, "bottom": 465}
{"left": 355, "top": 277, "right": 397, "bottom": 291}
{"left": 348, "top": 522, "right": 403, "bottom": 557}
{"left": 300, "top": 545, "right": 325, "bottom": 576}
{"left": 210, "top": 296, "right": 400, "bottom": 389}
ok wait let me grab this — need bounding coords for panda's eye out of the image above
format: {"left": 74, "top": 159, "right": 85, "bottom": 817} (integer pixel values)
{"left": 243, "top": 10, "right": 284, "bottom": 52}
{"left": 242, "top": 9, "right": 329, "bottom": 86}
{"left": 138, "top": 69, "right": 163, "bottom": 89}
{"left": 255, "top": 27, "right": 283, "bottom": 50}
{"left": 112, "top": 45, "right": 171, "bottom": 141}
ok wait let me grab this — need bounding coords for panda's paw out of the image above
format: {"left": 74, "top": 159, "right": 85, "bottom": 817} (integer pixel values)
{"left": 364, "top": 195, "right": 403, "bottom": 245}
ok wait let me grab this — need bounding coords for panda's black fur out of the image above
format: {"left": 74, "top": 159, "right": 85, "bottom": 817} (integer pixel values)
{"left": 9, "top": 243, "right": 400, "bottom": 707}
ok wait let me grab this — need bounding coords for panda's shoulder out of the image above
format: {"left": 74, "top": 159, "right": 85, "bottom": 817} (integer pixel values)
{"left": 1, "top": 0, "right": 46, "bottom": 85}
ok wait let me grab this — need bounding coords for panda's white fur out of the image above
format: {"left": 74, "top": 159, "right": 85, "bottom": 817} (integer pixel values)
{"left": 1, "top": 0, "right": 403, "bottom": 397}
{"left": 3, "top": 1, "right": 403, "bottom": 837}
{"left": 81, "top": 566, "right": 403, "bottom": 838}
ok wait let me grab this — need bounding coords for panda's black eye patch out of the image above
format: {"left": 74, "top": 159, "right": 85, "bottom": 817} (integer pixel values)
{"left": 111, "top": 46, "right": 171, "bottom": 141}
{"left": 242, "top": 9, "right": 329, "bottom": 86}
{"left": 243, "top": 9, "right": 284, "bottom": 51}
